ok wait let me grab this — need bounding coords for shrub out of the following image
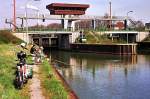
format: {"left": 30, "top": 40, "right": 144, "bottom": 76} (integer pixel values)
{"left": 0, "top": 30, "right": 22, "bottom": 44}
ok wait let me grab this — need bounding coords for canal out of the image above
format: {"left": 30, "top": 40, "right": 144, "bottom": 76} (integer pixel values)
{"left": 46, "top": 50, "right": 150, "bottom": 99}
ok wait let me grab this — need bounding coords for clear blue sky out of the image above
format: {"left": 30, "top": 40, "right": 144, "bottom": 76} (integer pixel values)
{"left": 0, "top": 0, "right": 150, "bottom": 29}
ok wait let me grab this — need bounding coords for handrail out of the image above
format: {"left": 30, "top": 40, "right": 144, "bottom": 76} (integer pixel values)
{"left": 17, "top": 14, "right": 126, "bottom": 20}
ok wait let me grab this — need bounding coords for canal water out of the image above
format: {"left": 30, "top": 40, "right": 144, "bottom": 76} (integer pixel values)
{"left": 47, "top": 50, "right": 150, "bottom": 99}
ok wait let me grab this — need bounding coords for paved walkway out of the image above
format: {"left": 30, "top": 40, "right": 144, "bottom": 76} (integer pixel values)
{"left": 29, "top": 65, "right": 45, "bottom": 99}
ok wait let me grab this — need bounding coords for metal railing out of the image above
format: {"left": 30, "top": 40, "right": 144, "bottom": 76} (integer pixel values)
{"left": 17, "top": 14, "right": 126, "bottom": 20}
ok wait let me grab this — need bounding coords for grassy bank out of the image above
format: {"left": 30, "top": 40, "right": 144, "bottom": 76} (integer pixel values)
{"left": 0, "top": 44, "right": 30, "bottom": 99}
{"left": 76, "top": 31, "right": 126, "bottom": 44}
{"left": 0, "top": 30, "right": 68, "bottom": 99}
{"left": 0, "top": 30, "right": 22, "bottom": 44}
{"left": 0, "top": 31, "right": 30, "bottom": 99}
{"left": 40, "top": 60, "right": 68, "bottom": 99}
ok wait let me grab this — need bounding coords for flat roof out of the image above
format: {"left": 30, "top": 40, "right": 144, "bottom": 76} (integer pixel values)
{"left": 46, "top": 3, "right": 90, "bottom": 9}
{"left": 46, "top": 3, "right": 89, "bottom": 15}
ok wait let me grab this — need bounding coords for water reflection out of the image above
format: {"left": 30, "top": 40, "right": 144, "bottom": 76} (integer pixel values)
{"left": 48, "top": 51, "right": 150, "bottom": 99}
{"left": 50, "top": 51, "right": 137, "bottom": 79}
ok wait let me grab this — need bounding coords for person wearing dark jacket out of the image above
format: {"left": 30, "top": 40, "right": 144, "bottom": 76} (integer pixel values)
{"left": 30, "top": 45, "right": 36, "bottom": 54}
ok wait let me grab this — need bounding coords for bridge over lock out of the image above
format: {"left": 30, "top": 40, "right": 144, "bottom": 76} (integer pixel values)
{"left": 14, "top": 31, "right": 80, "bottom": 49}
{"left": 12, "top": 2, "right": 147, "bottom": 52}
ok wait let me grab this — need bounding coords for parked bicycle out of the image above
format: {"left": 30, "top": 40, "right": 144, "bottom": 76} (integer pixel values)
{"left": 15, "top": 51, "right": 27, "bottom": 89}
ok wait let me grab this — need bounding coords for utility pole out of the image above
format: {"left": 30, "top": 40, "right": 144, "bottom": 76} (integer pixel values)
{"left": 109, "top": 0, "right": 112, "bottom": 30}
{"left": 126, "top": 11, "right": 133, "bottom": 43}
{"left": 13, "top": 0, "right": 16, "bottom": 32}
{"left": 25, "top": 0, "right": 40, "bottom": 43}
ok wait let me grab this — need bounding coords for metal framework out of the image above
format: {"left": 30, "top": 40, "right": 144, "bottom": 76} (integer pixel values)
{"left": 17, "top": 14, "right": 127, "bottom": 21}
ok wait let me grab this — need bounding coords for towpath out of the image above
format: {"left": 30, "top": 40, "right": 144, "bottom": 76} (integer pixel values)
{"left": 29, "top": 65, "right": 45, "bottom": 99}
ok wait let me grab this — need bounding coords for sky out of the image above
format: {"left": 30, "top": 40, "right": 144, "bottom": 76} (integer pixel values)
{"left": 0, "top": 0, "right": 150, "bottom": 29}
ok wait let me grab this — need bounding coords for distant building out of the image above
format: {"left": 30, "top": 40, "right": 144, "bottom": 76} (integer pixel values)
{"left": 145, "top": 23, "right": 150, "bottom": 31}
{"left": 114, "top": 22, "right": 125, "bottom": 30}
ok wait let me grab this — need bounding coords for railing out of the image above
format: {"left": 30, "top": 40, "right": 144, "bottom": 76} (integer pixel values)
{"left": 15, "top": 28, "right": 74, "bottom": 33}
{"left": 17, "top": 14, "right": 126, "bottom": 20}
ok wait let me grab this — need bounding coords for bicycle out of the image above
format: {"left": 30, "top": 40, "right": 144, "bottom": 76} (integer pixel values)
{"left": 14, "top": 51, "right": 28, "bottom": 89}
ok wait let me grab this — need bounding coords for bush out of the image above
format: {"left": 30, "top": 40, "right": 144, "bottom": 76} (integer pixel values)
{"left": 0, "top": 30, "right": 23, "bottom": 44}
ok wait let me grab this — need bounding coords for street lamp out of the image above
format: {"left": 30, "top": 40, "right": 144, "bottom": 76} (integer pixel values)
{"left": 126, "top": 11, "right": 133, "bottom": 28}
{"left": 126, "top": 11, "right": 133, "bottom": 43}
{"left": 25, "top": 0, "right": 40, "bottom": 43}
{"left": 127, "top": 11, "right": 133, "bottom": 18}
{"left": 109, "top": 0, "right": 112, "bottom": 30}
{"left": 109, "top": 0, "right": 112, "bottom": 19}
{"left": 13, "top": 0, "right": 16, "bottom": 32}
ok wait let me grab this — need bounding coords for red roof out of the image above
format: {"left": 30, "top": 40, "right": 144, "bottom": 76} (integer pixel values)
{"left": 46, "top": 3, "right": 89, "bottom": 9}
{"left": 46, "top": 3, "right": 90, "bottom": 15}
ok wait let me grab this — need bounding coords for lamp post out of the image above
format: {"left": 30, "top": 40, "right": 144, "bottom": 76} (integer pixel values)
{"left": 25, "top": 0, "right": 40, "bottom": 43}
{"left": 126, "top": 11, "right": 133, "bottom": 43}
{"left": 127, "top": 11, "right": 133, "bottom": 18}
{"left": 13, "top": 0, "right": 16, "bottom": 32}
{"left": 109, "top": 0, "right": 112, "bottom": 30}
{"left": 126, "top": 11, "right": 133, "bottom": 29}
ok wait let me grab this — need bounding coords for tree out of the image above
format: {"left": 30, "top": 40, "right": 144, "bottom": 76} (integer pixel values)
{"left": 128, "top": 20, "right": 145, "bottom": 31}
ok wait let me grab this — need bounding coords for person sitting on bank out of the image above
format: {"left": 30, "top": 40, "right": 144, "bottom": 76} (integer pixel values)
{"left": 30, "top": 44, "right": 37, "bottom": 62}
{"left": 30, "top": 44, "right": 36, "bottom": 54}
{"left": 20, "top": 42, "right": 28, "bottom": 51}
{"left": 36, "top": 46, "right": 44, "bottom": 63}
{"left": 39, "top": 46, "right": 44, "bottom": 62}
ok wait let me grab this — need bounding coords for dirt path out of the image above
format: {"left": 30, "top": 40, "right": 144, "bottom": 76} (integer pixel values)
{"left": 29, "top": 65, "right": 45, "bottom": 99}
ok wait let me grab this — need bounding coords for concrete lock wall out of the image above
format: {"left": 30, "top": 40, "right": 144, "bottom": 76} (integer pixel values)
{"left": 13, "top": 33, "right": 30, "bottom": 43}
{"left": 13, "top": 32, "right": 78, "bottom": 48}
{"left": 70, "top": 44, "right": 137, "bottom": 55}
{"left": 58, "top": 34, "right": 70, "bottom": 49}
{"left": 136, "top": 32, "right": 149, "bottom": 42}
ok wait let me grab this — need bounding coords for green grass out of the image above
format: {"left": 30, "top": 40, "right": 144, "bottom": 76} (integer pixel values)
{"left": 76, "top": 31, "right": 117, "bottom": 44}
{"left": 26, "top": 55, "right": 34, "bottom": 65}
{"left": 75, "top": 31, "right": 128, "bottom": 44}
{"left": 40, "top": 60, "right": 68, "bottom": 99}
{"left": 0, "top": 44, "right": 30, "bottom": 99}
{"left": 0, "top": 31, "right": 30, "bottom": 99}
{"left": 0, "top": 30, "right": 68, "bottom": 98}
{"left": 0, "top": 30, "right": 23, "bottom": 44}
